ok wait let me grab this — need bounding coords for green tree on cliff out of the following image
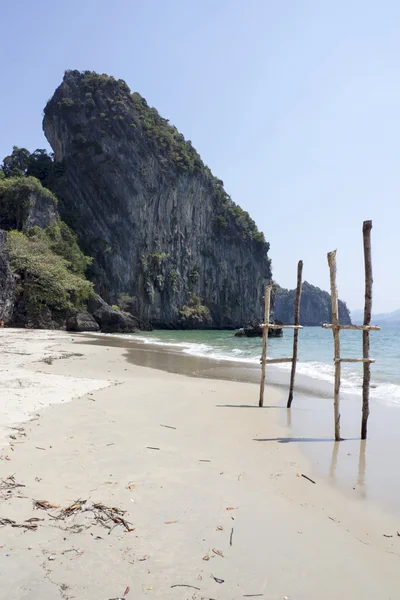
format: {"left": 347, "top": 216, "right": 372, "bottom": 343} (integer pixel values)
{"left": 2, "top": 146, "right": 31, "bottom": 178}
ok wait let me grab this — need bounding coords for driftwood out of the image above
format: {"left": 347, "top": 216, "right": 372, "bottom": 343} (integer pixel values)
{"left": 327, "top": 251, "right": 341, "bottom": 441}
{"left": 288, "top": 260, "right": 303, "bottom": 407}
{"left": 259, "top": 285, "right": 272, "bottom": 407}
{"left": 362, "top": 220, "right": 373, "bottom": 439}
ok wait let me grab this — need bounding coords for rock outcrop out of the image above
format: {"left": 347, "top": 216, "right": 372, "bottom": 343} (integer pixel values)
{"left": 0, "top": 230, "right": 16, "bottom": 322}
{"left": 87, "top": 295, "right": 142, "bottom": 333}
{"left": 0, "top": 176, "right": 58, "bottom": 232}
{"left": 274, "top": 281, "right": 351, "bottom": 326}
{"left": 66, "top": 311, "right": 100, "bottom": 332}
{"left": 43, "top": 70, "right": 272, "bottom": 329}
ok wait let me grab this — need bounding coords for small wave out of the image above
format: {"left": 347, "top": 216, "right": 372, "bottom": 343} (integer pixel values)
{"left": 90, "top": 332, "right": 400, "bottom": 407}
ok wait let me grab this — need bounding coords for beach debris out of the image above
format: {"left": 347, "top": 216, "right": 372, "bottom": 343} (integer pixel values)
{"left": 202, "top": 552, "right": 210, "bottom": 561}
{"left": 383, "top": 534, "right": 393, "bottom": 538}
{"left": 397, "top": 531, "right": 400, "bottom": 536}
{"left": 160, "top": 424, "right": 176, "bottom": 430}
{"left": 301, "top": 474, "right": 316, "bottom": 484}
{"left": 23, "top": 499, "right": 136, "bottom": 535}
{"left": 211, "top": 575, "right": 224, "bottom": 584}
{"left": 61, "top": 499, "right": 87, "bottom": 516}
{"left": 230, "top": 527, "right": 234, "bottom": 546}
{"left": 146, "top": 447, "right": 160, "bottom": 450}
{"left": 127, "top": 483, "right": 135, "bottom": 490}
{"left": 83, "top": 502, "right": 135, "bottom": 533}
{"left": 199, "top": 459, "right": 211, "bottom": 462}
{"left": 0, "top": 517, "right": 38, "bottom": 531}
{"left": 164, "top": 520, "right": 178, "bottom": 525}
{"left": 109, "top": 586, "right": 130, "bottom": 600}
{"left": 35, "top": 447, "right": 46, "bottom": 451}
{"left": 212, "top": 548, "right": 224, "bottom": 558}
{"left": 243, "top": 595, "right": 264, "bottom": 598}
{"left": 25, "top": 517, "right": 43, "bottom": 524}
{"left": 0, "top": 475, "right": 26, "bottom": 499}
{"left": 33, "top": 500, "right": 59, "bottom": 510}
{"left": 171, "top": 585, "right": 200, "bottom": 590}
{"left": 226, "top": 506, "right": 238, "bottom": 511}
{"left": 216, "top": 525, "right": 224, "bottom": 531}
{"left": 47, "top": 555, "right": 56, "bottom": 561}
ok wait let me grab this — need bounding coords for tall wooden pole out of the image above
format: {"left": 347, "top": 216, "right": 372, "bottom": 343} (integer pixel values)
{"left": 259, "top": 285, "right": 272, "bottom": 407}
{"left": 287, "top": 260, "right": 303, "bottom": 408}
{"left": 327, "top": 251, "right": 341, "bottom": 441}
{"left": 361, "top": 220, "right": 373, "bottom": 439}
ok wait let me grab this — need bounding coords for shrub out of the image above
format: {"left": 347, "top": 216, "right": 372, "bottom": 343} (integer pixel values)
{"left": 7, "top": 229, "right": 93, "bottom": 317}
{"left": 60, "top": 97, "right": 75, "bottom": 108}
{"left": 45, "top": 220, "right": 92, "bottom": 276}
{"left": 178, "top": 294, "right": 211, "bottom": 326}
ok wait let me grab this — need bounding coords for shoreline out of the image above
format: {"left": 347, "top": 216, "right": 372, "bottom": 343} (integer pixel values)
{"left": 81, "top": 332, "right": 400, "bottom": 518}
{"left": 0, "top": 329, "right": 399, "bottom": 598}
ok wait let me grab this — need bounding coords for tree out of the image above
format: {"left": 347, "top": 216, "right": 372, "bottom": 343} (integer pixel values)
{"left": 2, "top": 146, "right": 31, "bottom": 178}
{"left": 26, "top": 149, "right": 54, "bottom": 185}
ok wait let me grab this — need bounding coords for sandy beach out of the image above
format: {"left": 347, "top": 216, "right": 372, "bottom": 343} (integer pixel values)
{"left": 0, "top": 330, "right": 399, "bottom": 600}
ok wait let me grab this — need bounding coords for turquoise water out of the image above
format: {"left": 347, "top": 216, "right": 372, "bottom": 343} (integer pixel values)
{"left": 131, "top": 326, "right": 400, "bottom": 406}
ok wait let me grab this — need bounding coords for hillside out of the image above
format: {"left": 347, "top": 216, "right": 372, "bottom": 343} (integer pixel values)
{"left": 274, "top": 281, "right": 352, "bottom": 326}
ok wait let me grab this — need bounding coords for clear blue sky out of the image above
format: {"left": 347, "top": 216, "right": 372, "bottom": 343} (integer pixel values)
{"left": 1, "top": 0, "right": 399, "bottom": 313}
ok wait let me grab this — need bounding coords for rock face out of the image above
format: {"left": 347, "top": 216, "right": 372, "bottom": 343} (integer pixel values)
{"left": 274, "top": 281, "right": 352, "bottom": 326}
{"left": 0, "top": 230, "right": 16, "bottom": 322}
{"left": 0, "top": 176, "right": 58, "bottom": 232}
{"left": 23, "top": 186, "right": 58, "bottom": 231}
{"left": 43, "top": 70, "right": 271, "bottom": 329}
{"left": 66, "top": 311, "right": 100, "bottom": 332}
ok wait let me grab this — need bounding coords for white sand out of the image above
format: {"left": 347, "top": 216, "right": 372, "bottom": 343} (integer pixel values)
{"left": 0, "top": 329, "right": 111, "bottom": 446}
{"left": 0, "top": 331, "right": 399, "bottom": 600}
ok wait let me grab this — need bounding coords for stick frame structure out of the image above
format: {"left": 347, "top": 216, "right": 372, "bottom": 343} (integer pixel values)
{"left": 323, "top": 221, "right": 379, "bottom": 440}
{"left": 259, "top": 263, "right": 304, "bottom": 407}
{"left": 287, "top": 260, "right": 303, "bottom": 408}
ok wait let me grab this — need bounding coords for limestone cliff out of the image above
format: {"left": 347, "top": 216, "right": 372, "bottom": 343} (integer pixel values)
{"left": 43, "top": 70, "right": 271, "bottom": 328}
{"left": 273, "top": 281, "right": 352, "bottom": 326}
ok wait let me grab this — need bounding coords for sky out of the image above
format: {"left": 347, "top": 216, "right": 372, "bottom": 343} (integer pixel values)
{"left": 1, "top": 0, "right": 400, "bottom": 313}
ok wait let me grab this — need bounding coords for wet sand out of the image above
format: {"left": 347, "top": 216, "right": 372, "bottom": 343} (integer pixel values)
{"left": 84, "top": 333, "right": 400, "bottom": 517}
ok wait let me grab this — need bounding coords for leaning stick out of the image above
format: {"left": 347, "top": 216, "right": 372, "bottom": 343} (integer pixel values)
{"left": 287, "top": 260, "right": 303, "bottom": 407}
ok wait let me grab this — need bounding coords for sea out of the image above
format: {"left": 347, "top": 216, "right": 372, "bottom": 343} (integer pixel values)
{"left": 130, "top": 325, "right": 400, "bottom": 408}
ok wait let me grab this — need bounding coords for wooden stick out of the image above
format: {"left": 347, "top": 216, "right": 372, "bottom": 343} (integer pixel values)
{"left": 265, "top": 357, "right": 293, "bottom": 364}
{"left": 322, "top": 324, "right": 380, "bottom": 331}
{"left": 362, "top": 220, "right": 373, "bottom": 439}
{"left": 335, "top": 358, "right": 375, "bottom": 363}
{"left": 259, "top": 285, "right": 272, "bottom": 407}
{"left": 287, "top": 260, "right": 303, "bottom": 408}
{"left": 261, "top": 324, "right": 303, "bottom": 330}
{"left": 327, "top": 251, "right": 341, "bottom": 441}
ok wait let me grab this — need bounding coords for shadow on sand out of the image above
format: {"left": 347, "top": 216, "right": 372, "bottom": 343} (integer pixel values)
{"left": 216, "top": 404, "right": 284, "bottom": 409}
{"left": 253, "top": 437, "right": 358, "bottom": 444}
